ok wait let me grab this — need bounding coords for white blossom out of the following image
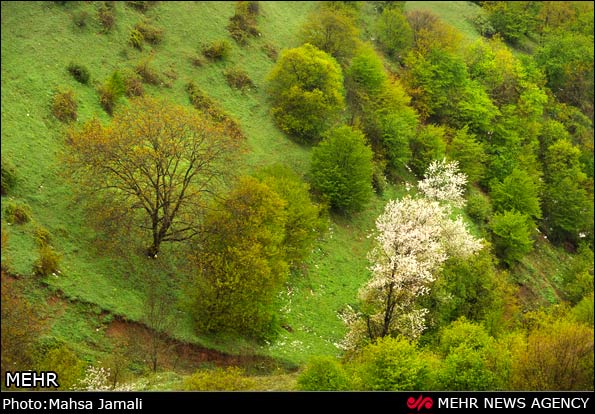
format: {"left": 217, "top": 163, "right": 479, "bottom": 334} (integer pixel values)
{"left": 417, "top": 158, "right": 467, "bottom": 208}
{"left": 73, "top": 365, "right": 135, "bottom": 391}
{"left": 341, "top": 194, "right": 482, "bottom": 350}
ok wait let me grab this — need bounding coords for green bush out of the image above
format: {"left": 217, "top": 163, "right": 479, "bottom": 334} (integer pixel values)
{"left": 52, "top": 89, "right": 77, "bottom": 122}
{"left": 129, "top": 28, "right": 144, "bottom": 50}
{"left": 72, "top": 10, "right": 89, "bottom": 29}
{"left": 4, "top": 201, "right": 31, "bottom": 224}
{"left": 98, "top": 4, "right": 115, "bottom": 32}
{"left": 490, "top": 210, "right": 534, "bottom": 266}
{"left": 227, "top": 1, "right": 260, "bottom": 45}
{"left": 352, "top": 337, "right": 432, "bottom": 390}
{"left": 127, "top": 1, "right": 154, "bottom": 12}
{"left": 1, "top": 157, "right": 17, "bottom": 196}
{"left": 297, "top": 357, "right": 350, "bottom": 390}
{"left": 37, "top": 345, "right": 84, "bottom": 390}
{"left": 262, "top": 43, "right": 278, "bottom": 60}
{"left": 472, "top": 14, "right": 496, "bottom": 37}
{"left": 182, "top": 367, "right": 256, "bottom": 391}
{"left": 67, "top": 62, "right": 90, "bottom": 84}
{"left": 223, "top": 67, "right": 254, "bottom": 91}
{"left": 98, "top": 71, "right": 125, "bottom": 115}
{"left": 466, "top": 188, "right": 493, "bottom": 226}
{"left": 310, "top": 125, "right": 374, "bottom": 213}
{"left": 122, "top": 71, "right": 144, "bottom": 97}
{"left": 267, "top": 44, "right": 345, "bottom": 143}
{"left": 34, "top": 245, "right": 61, "bottom": 277}
{"left": 135, "top": 58, "right": 161, "bottom": 85}
{"left": 135, "top": 20, "right": 163, "bottom": 45}
{"left": 33, "top": 226, "right": 52, "bottom": 247}
{"left": 201, "top": 40, "right": 231, "bottom": 60}
{"left": 186, "top": 82, "right": 244, "bottom": 140}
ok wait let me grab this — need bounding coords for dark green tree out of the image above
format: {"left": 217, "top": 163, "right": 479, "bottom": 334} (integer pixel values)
{"left": 490, "top": 168, "right": 542, "bottom": 223}
{"left": 310, "top": 125, "right": 374, "bottom": 213}
{"left": 490, "top": 210, "right": 534, "bottom": 266}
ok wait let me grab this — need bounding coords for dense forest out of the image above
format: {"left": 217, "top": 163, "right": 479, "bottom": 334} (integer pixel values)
{"left": 1, "top": 1, "right": 593, "bottom": 391}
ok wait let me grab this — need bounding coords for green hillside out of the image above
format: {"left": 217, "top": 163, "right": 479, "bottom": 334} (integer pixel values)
{"left": 2, "top": 1, "right": 593, "bottom": 391}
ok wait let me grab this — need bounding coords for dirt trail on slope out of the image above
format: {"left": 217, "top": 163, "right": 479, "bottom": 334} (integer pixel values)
{"left": 105, "top": 317, "right": 294, "bottom": 375}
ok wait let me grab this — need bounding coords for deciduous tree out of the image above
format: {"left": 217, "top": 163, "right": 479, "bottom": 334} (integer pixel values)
{"left": 66, "top": 96, "right": 242, "bottom": 257}
{"left": 310, "top": 125, "right": 374, "bottom": 213}
{"left": 266, "top": 44, "right": 345, "bottom": 143}
{"left": 341, "top": 179, "right": 481, "bottom": 349}
{"left": 190, "top": 177, "right": 288, "bottom": 339}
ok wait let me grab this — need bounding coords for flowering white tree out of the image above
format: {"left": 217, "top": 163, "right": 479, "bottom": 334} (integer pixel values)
{"left": 340, "top": 162, "right": 481, "bottom": 351}
{"left": 418, "top": 159, "right": 467, "bottom": 207}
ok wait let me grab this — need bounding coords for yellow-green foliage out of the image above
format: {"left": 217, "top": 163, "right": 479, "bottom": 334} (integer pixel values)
{"left": 4, "top": 201, "right": 31, "bottom": 225}
{"left": 201, "top": 39, "right": 231, "bottom": 60}
{"left": 134, "top": 20, "right": 164, "bottom": 45}
{"left": 36, "top": 344, "right": 85, "bottom": 390}
{"left": 267, "top": 43, "right": 345, "bottom": 143}
{"left": 1, "top": 157, "right": 17, "bottom": 196}
{"left": 191, "top": 176, "right": 288, "bottom": 339}
{"left": 351, "top": 336, "right": 434, "bottom": 391}
{"left": 297, "top": 356, "right": 349, "bottom": 390}
{"left": 129, "top": 28, "right": 144, "bottom": 50}
{"left": 52, "top": 89, "right": 77, "bottom": 122}
{"left": 182, "top": 367, "right": 256, "bottom": 391}
{"left": 34, "top": 245, "right": 61, "bottom": 277}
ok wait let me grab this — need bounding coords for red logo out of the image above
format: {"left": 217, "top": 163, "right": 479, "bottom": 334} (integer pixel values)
{"left": 407, "top": 395, "right": 433, "bottom": 411}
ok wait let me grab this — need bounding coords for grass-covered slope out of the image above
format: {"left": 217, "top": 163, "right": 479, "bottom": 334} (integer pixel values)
{"left": 1, "top": 1, "right": 390, "bottom": 366}
{"left": 1, "top": 1, "right": 585, "bottom": 381}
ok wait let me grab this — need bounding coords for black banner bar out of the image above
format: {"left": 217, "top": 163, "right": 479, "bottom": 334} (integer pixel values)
{"left": 1, "top": 391, "right": 593, "bottom": 413}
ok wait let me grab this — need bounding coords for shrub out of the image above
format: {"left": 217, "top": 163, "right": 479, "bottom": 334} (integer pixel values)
{"left": 98, "top": 4, "right": 115, "bottom": 32}
{"left": 135, "top": 20, "right": 163, "bottom": 45}
{"left": 33, "top": 226, "right": 52, "bottom": 247}
{"left": 223, "top": 67, "right": 254, "bottom": 91}
{"left": 262, "top": 43, "right": 278, "bottom": 60}
{"left": 297, "top": 357, "right": 350, "bottom": 390}
{"left": 52, "top": 90, "right": 77, "bottom": 122}
{"left": 472, "top": 14, "right": 496, "bottom": 37}
{"left": 67, "top": 62, "right": 90, "bottom": 84}
{"left": 122, "top": 71, "right": 144, "bottom": 97}
{"left": 34, "top": 245, "right": 61, "bottom": 277}
{"left": 5, "top": 201, "right": 32, "bottom": 225}
{"left": 227, "top": 1, "right": 260, "bottom": 45}
{"left": 246, "top": 1, "right": 259, "bottom": 15}
{"left": 134, "top": 59, "right": 161, "bottom": 85}
{"left": 189, "top": 54, "right": 205, "bottom": 67}
{"left": 37, "top": 345, "right": 84, "bottom": 389}
{"left": 129, "top": 28, "right": 144, "bottom": 50}
{"left": 352, "top": 337, "right": 431, "bottom": 390}
{"left": 72, "top": 11, "right": 89, "bottom": 28}
{"left": 201, "top": 40, "right": 231, "bottom": 60}
{"left": 98, "top": 71, "right": 125, "bottom": 115}
{"left": 1, "top": 157, "right": 17, "bottom": 196}
{"left": 186, "top": 82, "right": 244, "bottom": 140}
{"left": 372, "top": 160, "right": 388, "bottom": 195}
{"left": 183, "top": 367, "right": 256, "bottom": 391}
{"left": 466, "top": 188, "right": 493, "bottom": 226}
{"left": 127, "top": 1, "right": 154, "bottom": 12}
